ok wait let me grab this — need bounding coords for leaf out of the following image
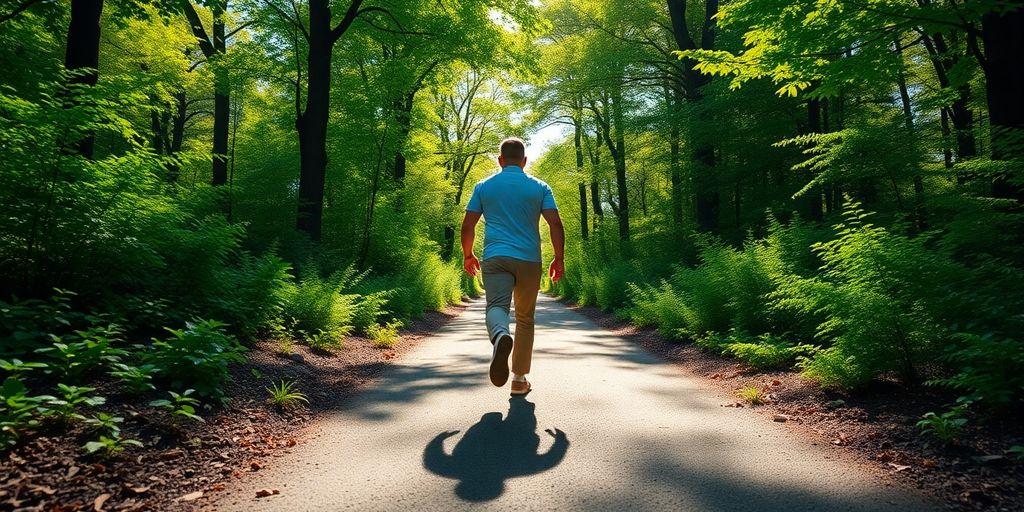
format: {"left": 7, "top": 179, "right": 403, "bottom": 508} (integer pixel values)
{"left": 177, "top": 491, "right": 204, "bottom": 501}
{"left": 94, "top": 493, "right": 111, "bottom": 511}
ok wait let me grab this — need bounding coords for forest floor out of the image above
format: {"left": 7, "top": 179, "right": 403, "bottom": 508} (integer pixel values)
{"left": 0, "top": 304, "right": 467, "bottom": 512}
{"left": 565, "top": 300, "right": 1024, "bottom": 512}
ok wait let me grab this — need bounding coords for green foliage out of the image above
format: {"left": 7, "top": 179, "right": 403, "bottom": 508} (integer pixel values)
{"left": 916, "top": 407, "right": 968, "bottom": 445}
{"left": 776, "top": 204, "right": 966, "bottom": 388}
{"left": 143, "top": 320, "right": 246, "bottom": 402}
{"left": 282, "top": 269, "right": 358, "bottom": 347}
{"left": 34, "top": 324, "right": 128, "bottom": 382}
{"left": 43, "top": 384, "right": 105, "bottom": 423}
{"left": 0, "top": 377, "right": 51, "bottom": 449}
{"left": 109, "top": 363, "right": 158, "bottom": 394}
{"left": 930, "top": 333, "right": 1024, "bottom": 411}
{"left": 149, "top": 389, "right": 204, "bottom": 423}
{"left": 83, "top": 434, "right": 143, "bottom": 456}
{"left": 720, "top": 333, "right": 815, "bottom": 370}
{"left": 83, "top": 412, "right": 125, "bottom": 436}
{"left": 351, "top": 290, "right": 393, "bottom": 334}
{"left": 0, "top": 359, "right": 49, "bottom": 378}
{"left": 368, "top": 321, "right": 403, "bottom": 349}
{"left": 736, "top": 386, "right": 766, "bottom": 405}
{"left": 265, "top": 379, "right": 309, "bottom": 409}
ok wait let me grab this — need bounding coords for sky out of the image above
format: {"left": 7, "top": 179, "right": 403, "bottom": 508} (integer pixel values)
{"left": 526, "top": 123, "right": 570, "bottom": 163}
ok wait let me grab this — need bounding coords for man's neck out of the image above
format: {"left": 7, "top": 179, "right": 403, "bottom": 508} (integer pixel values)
{"left": 501, "top": 164, "right": 525, "bottom": 172}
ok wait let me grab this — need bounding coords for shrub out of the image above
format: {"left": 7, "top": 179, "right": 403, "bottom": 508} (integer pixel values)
{"left": 930, "top": 333, "right": 1024, "bottom": 411}
{"left": 43, "top": 384, "right": 105, "bottom": 423}
{"left": 775, "top": 204, "right": 965, "bottom": 389}
{"left": 0, "top": 377, "right": 51, "bottom": 448}
{"left": 736, "top": 386, "right": 766, "bottom": 405}
{"left": 917, "top": 407, "right": 968, "bottom": 445}
{"left": 627, "top": 280, "right": 691, "bottom": 339}
{"left": 208, "top": 252, "right": 293, "bottom": 342}
{"left": 719, "top": 333, "right": 816, "bottom": 370}
{"left": 109, "top": 363, "right": 158, "bottom": 394}
{"left": 143, "top": 320, "right": 246, "bottom": 403}
{"left": 282, "top": 270, "right": 357, "bottom": 345}
{"left": 368, "top": 321, "right": 402, "bottom": 348}
{"left": 34, "top": 323, "right": 128, "bottom": 382}
{"left": 351, "top": 290, "right": 392, "bottom": 334}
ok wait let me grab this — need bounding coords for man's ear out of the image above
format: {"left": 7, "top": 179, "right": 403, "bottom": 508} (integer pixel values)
{"left": 498, "top": 154, "right": 505, "bottom": 167}
{"left": 522, "top": 156, "right": 528, "bottom": 167}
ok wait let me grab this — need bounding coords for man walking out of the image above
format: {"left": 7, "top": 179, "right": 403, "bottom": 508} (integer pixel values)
{"left": 461, "top": 137, "right": 565, "bottom": 396}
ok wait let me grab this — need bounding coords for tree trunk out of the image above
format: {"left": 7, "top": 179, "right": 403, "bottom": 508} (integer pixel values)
{"left": 295, "top": 3, "right": 334, "bottom": 241}
{"left": 610, "top": 88, "right": 629, "bottom": 242}
{"left": 895, "top": 34, "right": 926, "bottom": 229}
{"left": 63, "top": 0, "right": 103, "bottom": 159}
{"left": 211, "top": 2, "right": 229, "bottom": 185}
{"left": 982, "top": 2, "right": 1024, "bottom": 201}
{"left": 574, "top": 115, "right": 589, "bottom": 241}
{"left": 666, "top": 85, "right": 683, "bottom": 228}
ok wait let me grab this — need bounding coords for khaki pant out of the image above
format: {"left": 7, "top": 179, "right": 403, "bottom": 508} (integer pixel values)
{"left": 481, "top": 256, "right": 542, "bottom": 375}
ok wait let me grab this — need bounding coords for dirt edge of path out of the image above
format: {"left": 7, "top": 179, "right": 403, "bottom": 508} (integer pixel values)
{"left": 0, "top": 301, "right": 471, "bottom": 512}
{"left": 558, "top": 296, "right": 1023, "bottom": 512}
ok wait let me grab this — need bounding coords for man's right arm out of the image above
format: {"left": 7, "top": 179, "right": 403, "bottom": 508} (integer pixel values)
{"left": 542, "top": 209, "right": 564, "bottom": 283}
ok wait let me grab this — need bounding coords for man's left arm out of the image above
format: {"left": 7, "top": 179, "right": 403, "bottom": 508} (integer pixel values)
{"left": 461, "top": 211, "right": 482, "bottom": 277}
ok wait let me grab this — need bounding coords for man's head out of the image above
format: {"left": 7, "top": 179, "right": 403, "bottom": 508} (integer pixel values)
{"left": 498, "top": 137, "right": 527, "bottom": 168}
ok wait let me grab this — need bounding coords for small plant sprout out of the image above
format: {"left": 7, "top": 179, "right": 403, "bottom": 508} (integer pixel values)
{"left": 109, "top": 363, "right": 157, "bottom": 393}
{"left": 266, "top": 379, "right": 309, "bottom": 408}
{"left": 917, "top": 407, "right": 968, "bottom": 444}
{"left": 149, "top": 389, "right": 204, "bottom": 423}
{"left": 251, "top": 368, "right": 263, "bottom": 380}
{"left": 83, "top": 434, "right": 143, "bottom": 456}
{"left": 736, "top": 385, "right": 767, "bottom": 405}
{"left": 84, "top": 412, "right": 125, "bottom": 436}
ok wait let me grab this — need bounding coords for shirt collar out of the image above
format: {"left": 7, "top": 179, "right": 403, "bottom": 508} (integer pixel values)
{"left": 501, "top": 165, "right": 524, "bottom": 173}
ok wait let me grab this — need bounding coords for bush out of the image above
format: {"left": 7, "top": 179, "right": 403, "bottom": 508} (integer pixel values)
{"left": 368, "top": 321, "right": 402, "bottom": 348}
{"left": 351, "top": 290, "right": 392, "bottom": 334}
{"left": 281, "top": 269, "right": 357, "bottom": 345}
{"left": 775, "top": 204, "right": 966, "bottom": 388}
{"left": 34, "top": 323, "right": 128, "bottom": 383}
{"left": 931, "top": 333, "right": 1024, "bottom": 410}
{"left": 0, "top": 377, "right": 51, "bottom": 449}
{"left": 143, "top": 320, "right": 246, "bottom": 402}
{"left": 720, "top": 333, "right": 815, "bottom": 370}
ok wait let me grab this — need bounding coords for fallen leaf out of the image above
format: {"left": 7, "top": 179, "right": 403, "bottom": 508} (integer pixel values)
{"left": 255, "top": 488, "right": 280, "bottom": 498}
{"left": 771, "top": 379, "right": 782, "bottom": 386}
{"left": 129, "top": 486, "right": 150, "bottom": 494}
{"left": 177, "top": 491, "right": 204, "bottom": 502}
{"left": 286, "top": 438, "right": 297, "bottom": 447}
{"left": 66, "top": 466, "right": 80, "bottom": 479}
{"left": 772, "top": 414, "right": 789, "bottom": 423}
{"left": 211, "top": 483, "right": 226, "bottom": 492}
{"left": 160, "top": 449, "right": 184, "bottom": 460}
{"left": 94, "top": 493, "right": 111, "bottom": 511}
{"left": 250, "top": 461, "right": 264, "bottom": 471}
{"left": 30, "top": 485, "right": 56, "bottom": 496}
{"left": 888, "top": 463, "right": 911, "bottom": 472}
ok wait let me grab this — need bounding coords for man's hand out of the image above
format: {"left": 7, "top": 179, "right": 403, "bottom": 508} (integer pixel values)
{"left": 464, "top": 254, "right": 481, "bottom": 277}
{"left": 548, "top": 257, "right": 564, "bottom": 283}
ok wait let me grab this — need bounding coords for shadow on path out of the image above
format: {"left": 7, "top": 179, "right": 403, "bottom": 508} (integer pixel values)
{"left": 423, "top": 397, "right": 570, "bottom": 502}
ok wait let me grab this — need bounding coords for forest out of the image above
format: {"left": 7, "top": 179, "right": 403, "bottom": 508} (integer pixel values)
{"left": 0, "top": 0, "right": 1023, "bottom": 506}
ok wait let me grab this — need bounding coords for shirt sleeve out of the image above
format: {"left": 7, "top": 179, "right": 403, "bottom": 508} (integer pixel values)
{"left": 465, "top": 183, "right": 483, "bottom": 212}
{"left": 541, "top": 183, "right": 558, "bottom": 210}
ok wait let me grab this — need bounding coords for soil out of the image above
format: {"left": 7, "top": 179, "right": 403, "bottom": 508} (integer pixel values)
{"left": 0, "top": 304, "right": 467, "bottom": 512}
{"left": 563, "top": 299, "right": 1024, "bottom": 512}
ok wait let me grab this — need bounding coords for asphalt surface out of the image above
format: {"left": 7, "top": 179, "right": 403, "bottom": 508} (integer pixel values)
{"left": 212, "top": 295, "right": 938, "bottom": 511}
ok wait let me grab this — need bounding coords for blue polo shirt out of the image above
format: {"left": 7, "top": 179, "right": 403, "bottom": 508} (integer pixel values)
{"left": 465, "top": 165, "right": 558, "bottom": 263}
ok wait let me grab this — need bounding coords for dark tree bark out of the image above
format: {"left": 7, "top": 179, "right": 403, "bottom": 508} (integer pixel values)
{"left": 610, "top": 88, "right": 629, "bottom": 242}
{"left": 667, "top": 0, "right": 720, "bottom": 232}
{"left": 295, "top": 0, "right": 365, "bottom": 241}
{"left": 665, "top": 84, "right": 683, "bottom": 229}
{"left": 895, "top": 35, "right": 926, "bottom": 230}
{"left": 573, "top": 113, "right": 589, "bottom": 241}
{"left": 63, "top": 0, "right": 104, "bottom": 159}
{"left": 183, "top": 0, "right": 230, "bottom": 185}
{"left": 981, "top": 1, "right": 1024, "bottom": 201}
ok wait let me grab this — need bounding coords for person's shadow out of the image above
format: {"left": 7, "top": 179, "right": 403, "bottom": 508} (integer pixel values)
{"left": 423, "top": 397, "right": 570, "bottom": 502}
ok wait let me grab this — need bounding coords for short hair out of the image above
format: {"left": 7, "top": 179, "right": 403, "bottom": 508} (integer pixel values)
{"left": 499, "top": 137, "right": 526, "bottom": 160}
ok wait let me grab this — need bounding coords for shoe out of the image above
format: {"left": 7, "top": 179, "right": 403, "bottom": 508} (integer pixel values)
{"left": 510, "top": 379, "right": 531, "bottom": 396}
{"left": 489, "top": 333, "right": 513, "bottom": 387}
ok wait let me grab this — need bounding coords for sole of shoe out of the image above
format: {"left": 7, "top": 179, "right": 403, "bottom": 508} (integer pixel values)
{"left": 510, "top": 384, "right": 531, "bottom": 396}
{"left": 489, "top": 334, "right": 513, "bottom": 387}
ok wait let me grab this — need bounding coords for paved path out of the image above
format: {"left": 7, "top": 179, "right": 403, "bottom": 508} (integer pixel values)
{"left": 213, "top": 296, "right": 937, "bottom": 511}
